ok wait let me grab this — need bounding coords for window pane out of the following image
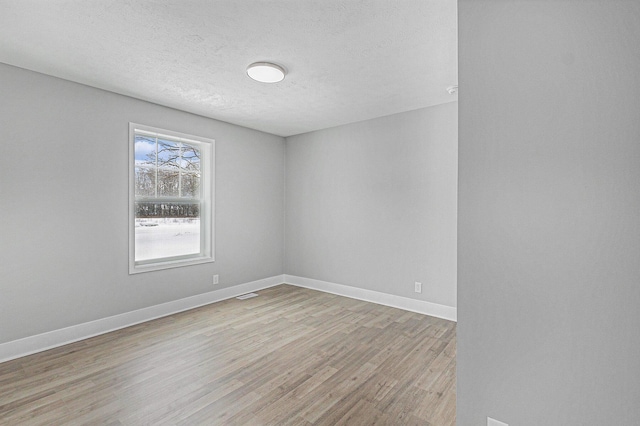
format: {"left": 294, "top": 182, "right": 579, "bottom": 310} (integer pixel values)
{"left": 181, "top": 172, "right": 200, "bottom": 197}
{"left": 134, "top": 136, "right": 156, "bottom": 166}
{"left": 135, "top": 167, "right": 156, "bottom": 197}
{"left": 157, "top": 169, "right": 180, "bottom": 197}
{"left": 135, "top": 202, "right": 200, "bottom": 261}
{"left": 157, "top": 139, "right": 181, "bottom": 170}
{"left": 181, "top": 145, "right": 200, "bottom": 172}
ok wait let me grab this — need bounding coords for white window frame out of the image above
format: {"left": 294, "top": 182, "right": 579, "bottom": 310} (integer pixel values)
{"left": 129, "top": 123, "right": 214, "bottom": 274}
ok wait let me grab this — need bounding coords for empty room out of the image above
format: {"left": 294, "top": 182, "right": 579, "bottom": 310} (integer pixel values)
{"left": 1, "top": 1, "right": 639, "bottom": 426}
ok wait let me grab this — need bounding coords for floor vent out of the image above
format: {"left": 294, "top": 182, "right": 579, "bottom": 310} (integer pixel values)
{"left": 236, "top": 293, "right": 259, "bottom": 300}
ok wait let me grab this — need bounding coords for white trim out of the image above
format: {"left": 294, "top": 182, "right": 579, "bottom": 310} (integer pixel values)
{"left": 0, "top": 274, "right": 457, "bottom": 364}
{"left": 284, "top": 275, "right": 457, "bottom": 322}
{"left": 488, "top": 418, "right": 509, "bottom": 426}
{"left": 0, "top": 275, "right": 284, "bottom": 364}
{"left": 132, "top": 255, "right": 214, "bottom": 273}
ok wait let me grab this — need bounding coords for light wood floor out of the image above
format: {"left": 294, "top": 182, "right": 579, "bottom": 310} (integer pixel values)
{"left": 0, "top": 285, "right": 456, "bottom": 425}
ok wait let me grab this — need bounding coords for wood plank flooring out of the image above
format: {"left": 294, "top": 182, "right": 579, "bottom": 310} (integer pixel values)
{"left": 0, "top": 285, "right": 456, "bottom": 425}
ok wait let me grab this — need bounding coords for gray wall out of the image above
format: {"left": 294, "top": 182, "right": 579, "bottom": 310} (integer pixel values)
{"left": 458, "top": 1, "right": 640, "bottom": 425}
{"left": 0, "top": 63, "right": 285, "bottom": 344}
{"left": 286, "top": 103, "right": 458, "bottom": 308}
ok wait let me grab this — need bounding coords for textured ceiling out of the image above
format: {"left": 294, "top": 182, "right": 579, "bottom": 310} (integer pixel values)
{"left": 0, "top": 0, "right": 457, "bottom": 137}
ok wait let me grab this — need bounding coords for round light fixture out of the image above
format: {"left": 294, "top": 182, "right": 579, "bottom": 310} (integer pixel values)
{"left": 246, "top": 62, "right": 286, "bottom": 83}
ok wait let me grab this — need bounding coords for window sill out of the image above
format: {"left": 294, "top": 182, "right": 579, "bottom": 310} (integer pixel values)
{"left": 129, "top": 255, "right": 214, "bottom": 274}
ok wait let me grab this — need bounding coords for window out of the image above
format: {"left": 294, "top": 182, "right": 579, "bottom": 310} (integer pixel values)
{"left": 129, "top": 123, "right": 214, "bottom": 273}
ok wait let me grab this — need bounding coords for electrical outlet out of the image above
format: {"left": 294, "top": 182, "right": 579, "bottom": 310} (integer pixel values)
{"left": 414, "top": 282, "right": 422, "bottom": 293}
{"left": 488, "top": 417, "right": 508, "bottom": 426}
{"left": 213, "top": 274, "right": 219, "bottom": 285}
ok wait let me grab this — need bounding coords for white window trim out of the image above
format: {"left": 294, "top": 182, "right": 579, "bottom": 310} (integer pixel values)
{"left": 129, "top": 122, "right": 215, "bottom": 274}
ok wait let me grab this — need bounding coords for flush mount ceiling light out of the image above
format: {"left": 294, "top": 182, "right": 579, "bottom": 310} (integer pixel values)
{"left": 246, "top": 62, "right": 286, "bottom": 83}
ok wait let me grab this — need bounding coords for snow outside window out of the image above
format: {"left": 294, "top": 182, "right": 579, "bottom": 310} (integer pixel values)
{"left": 129, "top": 123, "right": 214, "bottom": 273}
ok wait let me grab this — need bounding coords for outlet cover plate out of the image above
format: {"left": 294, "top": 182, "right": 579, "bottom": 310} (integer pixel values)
{"left": 213, "top": 274, "right": 219, "bottom": 285}
{"left": 415, "top": 282, "right": 422, "bottom": 293}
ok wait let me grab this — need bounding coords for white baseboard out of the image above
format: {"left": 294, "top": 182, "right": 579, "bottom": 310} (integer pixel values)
{"left": 284, "top": 275, "right": 457, "bottom": 322}
{"left": 1, "top": 273, "right": 456, "bottom": 364}
{"left": 0, "top": 275, "right": 285, "bottom": 364}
